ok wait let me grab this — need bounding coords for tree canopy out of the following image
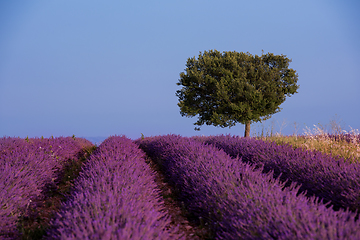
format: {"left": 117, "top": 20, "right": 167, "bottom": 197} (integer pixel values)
{"left": 176, "top": 50, "right": 299, "bottom": 137}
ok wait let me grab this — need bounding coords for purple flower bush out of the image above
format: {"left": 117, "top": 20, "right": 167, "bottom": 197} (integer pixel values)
{"left": 28, "top": 136, "right": 94, "bottom": 163}
{"left": 194, "top": 135, "right": 360, "bottom": 213}
{"left": 328, "top": 133, "right": 360, "bottom": 144}
{"left": 136, "top": 134, "right": 360, "bottom": 239}
{"left": 48, "top": 136, "right": 183, "bottom": 240}
{"left": 0, "top": 136, "right": 93, "bottom": 238}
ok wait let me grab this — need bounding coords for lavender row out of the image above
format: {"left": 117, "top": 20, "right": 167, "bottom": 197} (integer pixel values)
{"left": 136, "top": 134, "right": 360, "bottom": 239}
{"left": 0, "top": 136, "right": 93, "bottom": 163}
{"left": 327, "top": 133, "right": 360, "bottom": 144}
{"left": 0, "top": 136, "right": 93, "bottom": 238}
{"left": 48, "top": 136, "right": 183, "bottom": 240}
{"left": 194, "top": 135, "right": 360, "bottom": 213}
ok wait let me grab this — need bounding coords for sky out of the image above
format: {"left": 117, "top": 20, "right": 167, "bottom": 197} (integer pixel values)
{"left": 1, "top": 0, "right": 359, "bottom": 143}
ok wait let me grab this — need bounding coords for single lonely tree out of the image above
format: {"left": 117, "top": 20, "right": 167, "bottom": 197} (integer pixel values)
{"left": 176, "top": 50, "right": 299, "bottom": 137}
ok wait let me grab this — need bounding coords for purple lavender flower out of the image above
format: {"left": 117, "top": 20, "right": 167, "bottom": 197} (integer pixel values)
{"left": 137, "top": 134, "right": 360, "bottom": 239}
{"left": 48, "top": 136, "right": 183, "bottom": 240}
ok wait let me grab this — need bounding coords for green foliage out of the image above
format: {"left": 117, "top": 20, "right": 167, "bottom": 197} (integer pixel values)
{"left": 176, "top": 50, "right": 299, "bottom": 136}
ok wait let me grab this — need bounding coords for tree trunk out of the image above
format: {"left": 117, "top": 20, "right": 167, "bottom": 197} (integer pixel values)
{"left": 244, "top": 121, "right": 251, "bottom": 137}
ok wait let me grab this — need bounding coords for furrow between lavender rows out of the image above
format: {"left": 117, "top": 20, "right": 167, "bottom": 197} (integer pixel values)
{"left": 136, "top": 134, "right": 360, "bottom": 239}
{"left": 194, "top": 135, "right": 360, "bottom": 213}
{"left": 47, "top": 136, "right": 184, "bottom": 240}
{"left": 0, "top": 136, "right": 93, "bottom": 239}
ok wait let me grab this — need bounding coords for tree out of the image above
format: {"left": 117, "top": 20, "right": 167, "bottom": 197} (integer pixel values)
{"left": 176, "top": 50, "right": 299, "bottom": 137}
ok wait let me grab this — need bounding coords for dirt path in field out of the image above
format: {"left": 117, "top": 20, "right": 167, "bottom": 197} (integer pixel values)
{"left": 13, "top": 146, "right": 208, "bottom": 239}
{"left": 13, "top": 150, "right": 94, "bottom": 239}
{"left": 144, "top": 156, "right": 211, "bottom": 240}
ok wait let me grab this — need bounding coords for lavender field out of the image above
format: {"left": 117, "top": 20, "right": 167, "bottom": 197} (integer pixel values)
{"left": 1, "top": 134, "right": 360, "bottom": 239}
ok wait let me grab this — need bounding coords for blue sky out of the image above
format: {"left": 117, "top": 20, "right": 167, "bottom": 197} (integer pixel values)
{"left": 1, "top": 0, "right": 359, "bottom": 142}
